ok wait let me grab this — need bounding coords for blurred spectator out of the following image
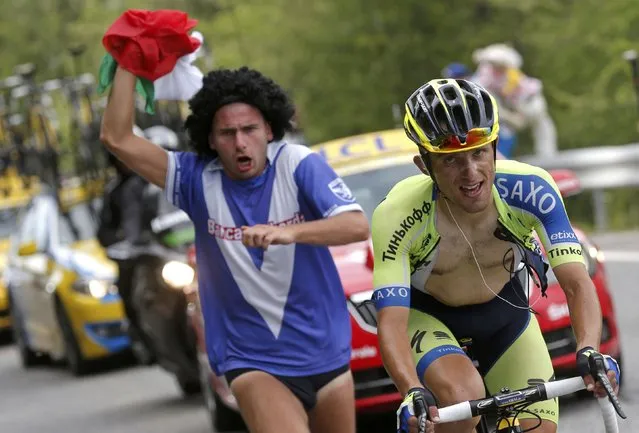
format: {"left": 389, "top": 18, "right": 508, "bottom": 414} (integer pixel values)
{"left": 441, "top": 62, "right": 472, "bottom": 80}
{"left": 471, "top": 43, "right": 558, "bottom": 157}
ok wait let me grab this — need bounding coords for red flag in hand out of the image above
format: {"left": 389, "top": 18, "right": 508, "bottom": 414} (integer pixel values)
{"left": 102, "top": 9, "right": 201, "bottom": 82}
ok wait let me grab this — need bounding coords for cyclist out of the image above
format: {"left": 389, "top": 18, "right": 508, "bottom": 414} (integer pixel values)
{"left": 100, "top": 65, "right": 369, "bottom": 433}
{"left": 472, "top": 43, "right": 558, "bottom": 158}
{"left": 370, "top": 79, "right": 620, "bottom": 433}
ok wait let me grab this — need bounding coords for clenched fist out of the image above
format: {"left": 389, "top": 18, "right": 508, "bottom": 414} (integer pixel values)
{"left": 241, "top": 224, "right": 296, "bottom": 249}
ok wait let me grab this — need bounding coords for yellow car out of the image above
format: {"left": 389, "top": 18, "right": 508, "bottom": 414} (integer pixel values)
{"left": 0, "top": 168, "right": 40, "bottom": 333}
{"left": 6, "top": 184, "right": 130, "bottom": 375}
{"left": 0, "top": 213, "right": 21, "bottom": 333}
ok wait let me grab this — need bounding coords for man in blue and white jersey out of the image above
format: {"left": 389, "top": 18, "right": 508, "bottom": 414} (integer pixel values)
{"left": 100, "top": 66, "right": 370, "bottom": 433}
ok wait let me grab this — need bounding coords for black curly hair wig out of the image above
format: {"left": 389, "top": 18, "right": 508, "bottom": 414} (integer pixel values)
{"left": 184, "top": 66, "right": 295, "bottom": 158}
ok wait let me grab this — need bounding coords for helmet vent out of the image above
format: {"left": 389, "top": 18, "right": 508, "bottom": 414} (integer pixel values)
{"left": 434, "top": 104, "right": 450, "bottom": 134}
{"left": 466, "top": 96, "right": 480, "bottom": 128}
{"left": 452, "top": 105, "right": 468, "bottom": 135}
{"left": 423, "top": 87, "right": 437, "bottom": 108}
{"left": 456, "top": 79, "right": 474, "bottom": 93}
{"left": 481, "top": 92, "right": 494, "bottom": 122}
{"left": 442, "top": 86, "right": 458, "bottom": 102}
{"left": 414, "top": 105, "right": 435, "bottom": 138}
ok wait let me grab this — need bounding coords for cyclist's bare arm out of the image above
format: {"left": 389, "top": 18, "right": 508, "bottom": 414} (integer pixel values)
{"left": 524, "top": 166, "right": 603, "bottom": 352}
{"left": 553, "top": 261, "right": 603, "bottom": 351}
{"left": 100, "top": 66, "right": 168, "bottom": 188}
{"left": 377, "top": 306, "right": 424, "bottom": 395}
{"left": 370, "top": 186, "right": 426, "bottom": 396}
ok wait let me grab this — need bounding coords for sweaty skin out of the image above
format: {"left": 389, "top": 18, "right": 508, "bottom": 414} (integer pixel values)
{"left": 425, "top": 146, "right": 514, "bottom": 306}
{"left": 427, "top": 198, "right": 515, "bottom": 306}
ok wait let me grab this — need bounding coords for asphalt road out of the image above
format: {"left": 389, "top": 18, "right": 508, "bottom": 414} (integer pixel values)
{"left": 0, "top": 231, "right": 637, "bottom": 433}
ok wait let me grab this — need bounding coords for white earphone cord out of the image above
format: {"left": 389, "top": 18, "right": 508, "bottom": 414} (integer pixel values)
{"left": 444, "top": 199, "right": 541, "bottom": 310}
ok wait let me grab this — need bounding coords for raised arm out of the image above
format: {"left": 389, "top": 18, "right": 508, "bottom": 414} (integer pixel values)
{"left": 100, "top": 66, "right": 169, "bottom": 188}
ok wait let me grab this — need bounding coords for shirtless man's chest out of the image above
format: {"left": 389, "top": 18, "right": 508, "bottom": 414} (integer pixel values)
{"left": 424, "top": 204, "right": 516, "bottom": 306}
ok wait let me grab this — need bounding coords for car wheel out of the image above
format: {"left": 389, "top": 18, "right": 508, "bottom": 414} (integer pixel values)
{"left": 177, "top": 376, "right": 201, "bottom": 396}
{"left": 200, "top": 357, "right": 217, "bottom": 428}
{"left": 55, "top": 300, "right": 89, "bottom": 376}
{"left": 130, "top": 264, "right": 158, "bottom": 366}
{"left": 213, "top": 393, "right": 246, "bottom": 432}
{"left": 10, "top": 299, "right": 45, "bottom": 368}
{"left": 199, "top": 359, "right": 245, "bottom": 432}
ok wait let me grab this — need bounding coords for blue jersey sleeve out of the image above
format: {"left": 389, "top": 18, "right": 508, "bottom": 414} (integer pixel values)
{"left": 293, "top": 152, "right": 363, "bottom": 218}
{"left": 164, "top": 151, "right": 202, "bottom": 217}
{"left": 495, "top": 162, "right": 584, "bottom": 267}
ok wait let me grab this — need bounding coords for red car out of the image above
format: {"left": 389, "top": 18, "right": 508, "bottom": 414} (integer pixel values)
{"left": 186, "top": 129, "right": 622, "bottom": 430}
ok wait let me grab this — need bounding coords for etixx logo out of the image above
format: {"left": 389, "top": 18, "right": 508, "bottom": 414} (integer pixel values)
{"left": 549, "top": 231, "right": 577, "bottom": 244}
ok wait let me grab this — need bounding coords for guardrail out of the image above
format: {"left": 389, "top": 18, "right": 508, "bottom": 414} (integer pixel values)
{"left": 519, "top": 143, "right": 639, "bottom": 231}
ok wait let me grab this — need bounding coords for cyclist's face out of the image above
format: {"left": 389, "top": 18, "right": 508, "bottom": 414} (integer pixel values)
{"left": 430, "top": 144, "right": 495, "bottom": 213}
{"left": 210, "top": 103, "right": 273, "bottom": 180}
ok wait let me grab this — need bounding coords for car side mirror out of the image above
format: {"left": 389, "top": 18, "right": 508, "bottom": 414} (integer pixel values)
{"left": 17, "top": 241, "right": 39, "bottom": 257}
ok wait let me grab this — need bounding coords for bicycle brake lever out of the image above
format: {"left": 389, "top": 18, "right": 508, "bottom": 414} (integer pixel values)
{"left": 412, "top": 395, "right": 429, "bottom": 433}
{"left": 589, "top": 354, "right": 627, "bottom": 419}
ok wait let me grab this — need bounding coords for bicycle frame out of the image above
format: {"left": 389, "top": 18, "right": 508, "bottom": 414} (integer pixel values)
{"left": 10, "top": 64, "right": 64, "bottom": 197}
{"left": 458, "top": 338, "right": 493, "bottom": 433}
{"left": 496, "top": 417, "right": 522, "bottom": 433}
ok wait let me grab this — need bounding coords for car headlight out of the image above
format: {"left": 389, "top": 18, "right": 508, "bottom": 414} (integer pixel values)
{"left": 72, "top": 279, "right": 116, "bottom": 298}
{"left": 161, "top": 261, "right": 195, "bottom": 289}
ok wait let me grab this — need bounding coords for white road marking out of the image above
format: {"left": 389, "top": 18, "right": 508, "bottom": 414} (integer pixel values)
{"left": 601, "top": 250, "right": 639, "bottom": 263}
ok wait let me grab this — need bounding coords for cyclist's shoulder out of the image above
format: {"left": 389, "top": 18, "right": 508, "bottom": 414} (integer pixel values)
{"left": 373, "top": 174, "right": 435, "bottom": 221}
{"left": 494, "top": 159, "right": 563, "bottom": 218}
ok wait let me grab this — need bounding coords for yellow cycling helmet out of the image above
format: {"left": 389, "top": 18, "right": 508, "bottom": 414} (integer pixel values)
{"left": 404, "top": 79, "right": 500, "bottom": 154}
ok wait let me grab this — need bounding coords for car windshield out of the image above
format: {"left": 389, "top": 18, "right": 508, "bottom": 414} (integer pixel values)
{"left": 342, "top": 162, "right": 422, "bottom": 219}
{"left": 59, "top": 201, "right": 99, "bottom": 243}
{"left": 0, "top": 207, "right": 20, "bottom": 239}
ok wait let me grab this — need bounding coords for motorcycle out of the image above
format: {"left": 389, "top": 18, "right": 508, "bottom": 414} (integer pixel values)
{"left": 107, "top": 184, "right": 200, "bottom": 396}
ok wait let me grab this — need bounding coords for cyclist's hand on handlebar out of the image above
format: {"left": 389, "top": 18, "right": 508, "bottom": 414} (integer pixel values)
{"left": 397, "top": 387, "right": 438, "bottom": 433}
{"left": 576, "top": 347, "right": 620, "bottom": 398}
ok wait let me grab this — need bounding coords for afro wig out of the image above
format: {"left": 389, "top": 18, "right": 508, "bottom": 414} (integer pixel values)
{"left": 184, "top": 66, "right": 296, "bottom": 158}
